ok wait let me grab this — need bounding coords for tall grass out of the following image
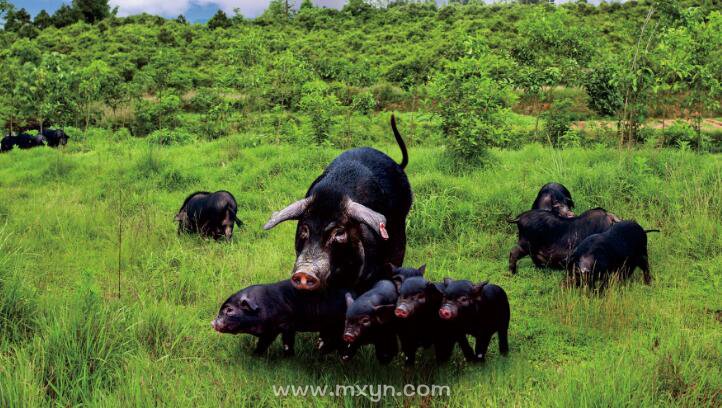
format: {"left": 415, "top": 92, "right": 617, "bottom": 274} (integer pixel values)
{"left": 0, "top": 133, "right": 719, "bottom": 406}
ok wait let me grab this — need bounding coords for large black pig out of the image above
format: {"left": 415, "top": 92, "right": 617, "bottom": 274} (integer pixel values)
{"left": 263, "top": 115, "right": 412, "bottom": 292}
{"left": 508, "top": 208, "right": 621, "bottom": 275}
{"left": 175, "top": 191, "right": 243, "bottom": 240}
{"left": 212, "top": 280, "right": 348, "bottom": 356}
{"left": 532, "top": 182, "right": 575, "bottom": 217}
{"left": 567, "top": 220, "right": 657, "bottom": 288}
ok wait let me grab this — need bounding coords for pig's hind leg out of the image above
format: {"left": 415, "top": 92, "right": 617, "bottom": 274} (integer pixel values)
{"left": 281, "top": 331, "right": 295, "bottom": 356}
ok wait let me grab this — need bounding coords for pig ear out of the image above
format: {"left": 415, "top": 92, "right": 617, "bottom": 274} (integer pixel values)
{"left": 240, "top": 298, "right": 259, "bottom": 312}
{"left": 345, "top": 292, "right": 354, "bottom": 309}
{"left": 264, "top": 197, "right": 312, "bottom": 230}
{"left": 418, "top": 264, "right": 426, "bottom": 275}
{"left": 384, "top": 263, "right": 397, "bottom": 277}
{"left": 426, "top": 281, "right": 442, "bottom": 295}
{"left": 472, "top": 281, "right": 488, "bottom": 300}
{"left": 373, "top": 304, "right": 396, "bottom": 324}
{"left": 392, "top": 274, "right": 405, "bottom": 290}
{"left": 443, "top": 277, "right": 452, "bottom": 287}
{"left": 346, "top": 200, "right": 389, "bottom": 240}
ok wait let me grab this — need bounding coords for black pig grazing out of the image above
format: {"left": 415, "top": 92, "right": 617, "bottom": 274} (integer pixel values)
{"left": 41, "top": 129, "right": 69, "bottom": 147}
{"left": 263, "top": 115, "right": 412, "bottom": 292}
{"left": 342, "top": 280, "right": 400, "bottom": 364}
{"left": 508, "top": 208, "right": 621, "bottom": 275}
{"left": 532, "top": 182, "right": 575, "bottom": 218}
{"left": 175, "top": 191, "right": 243, "bottom": 240}
{"left": 1, "top": 133, "right": 46, "bottom": 152}
{"left": 395, "top": 271, "right": 475, "bottom": 365}
{"left": 212, "top": 280, "right": 348, "bottom": 356}
{"left": 568, "top": 220, "right": 657, "bottom": 289}
{"left": 437, "top": 278, "right": 510, "bottom": 361}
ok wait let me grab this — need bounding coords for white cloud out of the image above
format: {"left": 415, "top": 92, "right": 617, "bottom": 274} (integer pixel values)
{"left": 110, "top": 0, "right": 349, "bottom": 18}
{"left": 110, "top": 0, "right": 192, "bottom": 17}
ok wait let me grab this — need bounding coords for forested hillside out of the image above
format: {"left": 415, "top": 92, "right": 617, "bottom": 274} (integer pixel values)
{"left": 1, "top": 0, "right": 721, "bottom": 154}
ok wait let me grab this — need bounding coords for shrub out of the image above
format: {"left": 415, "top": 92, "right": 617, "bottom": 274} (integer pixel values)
{"left": 351, "top": 90, "right": 376, "bottom": 115}
{"left": 583, "top": 59, "right": 623, "bottom": 117}
{"left": 429, "top": 56, "right": 516, "bottom": 163}
{"left": 543, "top": 97, "right": 575, "bottom": 146}
{"left": 663, "top": 120, "right": 707, "bottom": 150}
{"left": 132, "top": 95, "right": 182, "bottom": 136}
{"left": 147, "top": 128, "right": 195, "bottom": 146}
{"left": 299, "top": 81, "right": 341, "bottom": 144}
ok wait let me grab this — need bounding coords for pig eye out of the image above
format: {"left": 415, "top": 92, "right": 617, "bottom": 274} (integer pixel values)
{"left": 359, "top": 316, "right": 371, "bottom": 325}
{"left": 300, "top": 225, "right": 309, "bottom": 240}
{"left": 333, "top": 228, "right": 347, "bottom": 243}
{"left": 417, "top": 293, "right": 426, "bottom": 300}
{"left": 224, "top": 306, "right": 236, "bottom": 316}
{"left": 458, "top": 296, "right": 470, "bottom": 303}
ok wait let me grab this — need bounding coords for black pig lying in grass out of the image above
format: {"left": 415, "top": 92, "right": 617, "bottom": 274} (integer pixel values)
{"left": 567, "top": 220, "right": 658, "bottom": 289}
{"left": 175, "top": 191, "right": 243, "bottom": 240}
{"left": 341, "top": 267, "right": 423, "bottom": 363}
{"left": 508, "top": 208, "right": 621, "bottom": 275}
{"left": 437, "top": 278, "right": 510, "bottom": 361}
{"left": 212, "top": 280, "right": 348, "bottom": 356}
{"left": 532, "top": 182, "right": 575, "bottom": 218}
{"left": 394, "top": 269, "right": 476, "bottom": 365}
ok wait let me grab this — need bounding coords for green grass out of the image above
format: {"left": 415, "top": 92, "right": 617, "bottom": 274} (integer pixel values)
{"left": 0, "top": 134, "right": 720, "bottom": 406}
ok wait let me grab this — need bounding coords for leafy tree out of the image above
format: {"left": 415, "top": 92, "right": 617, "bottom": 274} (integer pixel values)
{"left": 33, "top": 10, "right": 53, "bottom": 30}
{"left": 72, "top": 0, "right": 110, "bottom": 24}
{"left": 176, "top": 15, "right": 187, "bottom": 25}
{"left": 583, "top": 56, "right": 624, "bottom": 117}
{"left": 430, "top": 55, "right": 517, "bottom": 163}
{"left": 299, "top": 80, "right": 340, "bottom": 144}
{"left": 4, "top": 7, "right": 31, "bottom": 32}
{"left": 52, "top": 4, "right": 82, "bottom": 28}
{"left": 207, "top": 10, "right": 231, "bottom": 30}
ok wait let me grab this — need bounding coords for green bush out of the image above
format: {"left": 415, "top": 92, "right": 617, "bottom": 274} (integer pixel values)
{"left": 299, "top": 81, "right": 340, "bottom": 144}
{"left": 583, "top": 59, "right": 623, "bottom": 117}
{"left": 429, "top": 56, "right": 516, "bottom": 163}
{"left": 147, "top": 128, "right": 195, "bottom": 146}
{"left": 132, "top": 95, "right": 182, "bottom": 135}
{"left": 663, "top": 120, "right": 707, "bottom": 150}
{"left": 543, "top": 97, "right": 575, "bottom": 146}
{"left": 351, "top": 90, "right": 376, "bottom": 114}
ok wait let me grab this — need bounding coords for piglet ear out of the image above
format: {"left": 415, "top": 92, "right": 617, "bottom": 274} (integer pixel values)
{"left": 240, "top": 298, "right": 259, "bottom": 312}
{"left": 345, "top": 292, "right": 354, "bottom": 309}
{"left": 472, "top": 281, "right": 488, "bottom": 300}
{"left": 174, "top": 212, "right": 187, "bottom": 222}
{"left": 443, "top": 277, "right": 452, "bottom": 287}
{"left": 426, "top": 281, "right": 442, "bottom": 296}
{"left": 392, "top": 274, "right": 405, "bottom": 290}
{"left": 418, "top": 264, "right": 426, "bottom": 275}
{"left": 373, "top": 304, "right": 396, "bottom": 324}
{"left": 384, "top": 263, "right": 397, "bottom": 277}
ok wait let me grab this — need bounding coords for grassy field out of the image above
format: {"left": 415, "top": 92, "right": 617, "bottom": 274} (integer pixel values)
{"left": 0, "top": 133, "right": 720, "bottom": 406}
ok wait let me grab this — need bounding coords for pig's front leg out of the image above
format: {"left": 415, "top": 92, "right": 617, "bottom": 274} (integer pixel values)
{"left": 457, "top": 334, "right": 477, "bottom": 362}
{"left": 254, "top": 332, "right": 278, "bottom": 355}
{"left": 281, "top": 330, "right": 295, "bottom": 356}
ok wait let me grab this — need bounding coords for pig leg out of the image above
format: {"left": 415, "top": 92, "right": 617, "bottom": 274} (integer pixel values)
{"left": 498, "top": 326, "right": 509, "bottom": 355}
{"left": 253, "top": 332, "right": 278, "bottom": 355}
{"left": 434, "top": 339, "right": 454, "bottom": 363}
{"left": 458, "top": 334, "right": 477, "bottom": 362}
{"left": 318, "top": 327, "right": 342, "bottom": 354}
{"left": 639, "top": 256, "right": 652, "bottom": 284}
{"left": 375, "top": 335, "right": 398, "bottom": 365}
{"left": 399, "top": 335, "right": 417, "bottom": 367}
{"left": 509, "top": 244, "right": 528, "bottom": 275}
{"left": 281, "top": 331, "right": 295, "bottom": 356}
{"left": 474, "top": 331, "right": 493, "bottom": 361}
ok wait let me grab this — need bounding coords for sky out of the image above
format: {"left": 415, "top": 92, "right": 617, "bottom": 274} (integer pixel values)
{"left": 11, "top": 0, "right": 348, "bottom": 22}
{"left": 10, "top": 1, "right": 607, "bottom": 22}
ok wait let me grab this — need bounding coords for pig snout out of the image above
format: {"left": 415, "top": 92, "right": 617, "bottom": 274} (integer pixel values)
{"left": 394, "top": 305, "right": 410, "bottom": 318}
{"left": 211, "top": 318, "right": 222, "bottom": 332}
{"left": 343, "top": 329, "right": 359, "bottom": 343}
{"left": 439, "top": 304, "right": 457, "bottom": 320}
{"left": 291, "top": 271, "right": 320, "bottom": 291}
